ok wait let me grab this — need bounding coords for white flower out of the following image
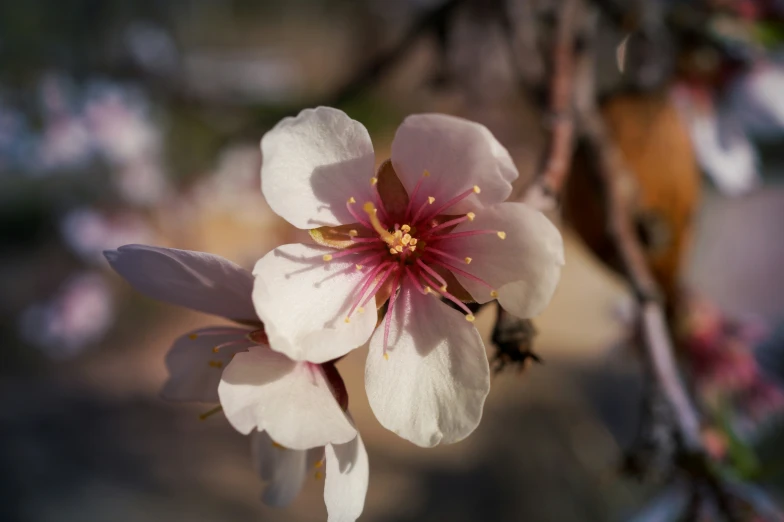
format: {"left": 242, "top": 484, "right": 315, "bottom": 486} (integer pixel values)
{"left": 104, "top": 244, "right": 369, "bottom": 520}
{"left": 254, "top": 107, "right": 564, "bottom": 447}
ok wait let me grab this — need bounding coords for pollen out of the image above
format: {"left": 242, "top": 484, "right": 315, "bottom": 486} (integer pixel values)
{"left": 188, "top": 333, "right": 199, "bottom": 340}
{"left": 348, "top": 196, "right": 356, "bottom": 204}
{"left": 344, "top": 317, "right": 351, "bottom": 323}
{"left": 401, "top": 233, "right": 412, "bottom": 246}
{"left": 490, "top": 290, "right": 499, "bottom": 298}
{"left": 423, "top": 286, "right": 433, "bottom": 294}
{"left": 383, "top": 352, "right": 389, "bottom": 360}
{"left": 208, "top": 360, "right": 223, "bottom": 368}
{"left": 466, "top": 212, "right": 476, "bottom": 221}
{"left": 323, "top": 254, "right": 333, "bottom": 261}
{"left": 389, "top": 248, "right": 397, "bottom": 255}
{"left": 356, "top": 264, "right": 363, "bottom": 270}
{"left": 401, "top": 224, "right": 411, "bottom": 233}
{"left": 212, "top": 347, "right": 220, "bottom": 353}
{"left": 314, "top": 460, "right": 323, "bottom": 468}
{"left": 357, "top": 307, "right": 365, "bottom": 314}
{"left": 370, "top": 177, "right": 378, "bottom": 186}
{"left": 473, "top": 185, "right": 481, "bottom": 194}
{"left": 465, "top": 314, "right": 476, "bottom": 322}
{"left": 315, "top": 471, "right": 323, "bottom": 480}
{"left": 410, "top": 238, "right": 418, "bottom": 245}
{"left": 428, "top": 196, "right": 435, "bottom": 204}
{"left": 465, "top": 257, "right": 472, "bottom": 264}
{"left": 497, "top": 231, "right": 507, "bottom": 239}
{"left": 394, "top": 245, "right": 404, "bottom": 253}
{"left": 423, "top": 169, "right": 431, "bottom": 177}
{"left": 348, "top": 229, "right": 358, "bottom": 237}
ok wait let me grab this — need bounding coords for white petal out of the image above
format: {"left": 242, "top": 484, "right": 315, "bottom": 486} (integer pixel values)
{"left": 391, "top": 114, "right": 517, "bottom": 214}
{"left": 104, "top": 245, "right": 257, "bottom": 322}
{"left": 439, "top": 202, "right": 564, "bottom": 318}
{"left": 218, "top": 345, "right": 356, "bottom": 449}
{"left": 252, "top": 243, "right": 377, "bottom": 363}
{"left": 251, "top": 430, "right": 309, "bottom": 507}
{"left": 261, "top": 107, "right": 376, "bottom": 229}
{"left": 365, "top": 283, "right": 490, "bottom": 447}
{"left": 324, "top": 434, "right": 369, "bottom": 522}
{"left": 161, "top": 327, "right": 253, "bottom": 402}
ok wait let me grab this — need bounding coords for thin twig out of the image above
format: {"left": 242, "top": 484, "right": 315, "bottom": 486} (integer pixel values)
{"left": 523, "top": 0, "right": 579, "bottom": 212}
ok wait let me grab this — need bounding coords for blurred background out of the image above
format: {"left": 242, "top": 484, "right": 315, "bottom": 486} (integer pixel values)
{"left": 2, "top": 0, "right": 784, "bottom": 520}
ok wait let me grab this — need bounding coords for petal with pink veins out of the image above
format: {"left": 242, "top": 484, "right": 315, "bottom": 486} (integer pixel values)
{"left": 365, "top": 282, "right": 490, "bottom": 447}
{"left": 261, "top": 107, "right": 377, "bottom": 229}
{"left": 437, "top": 202, "right": 564, "bottom": 318}
{"left": 104, "top": 245, "right": 258, "bottom": 323}
{"left": 161, "top": 327, "right": 253, "bottom": 403}
{"left": 252, "top": 243, "right": 377, "bottom": 363}
{"left": 219, "top": 345, "right": 356, "bottom": 450}
{"left": 391, "top": 114, "right": 517, "bottom": 214}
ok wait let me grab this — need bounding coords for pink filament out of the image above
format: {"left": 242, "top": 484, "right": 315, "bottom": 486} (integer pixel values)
{"left": 419, "top": 215, "right": 471, "bottom": 238}
{"left": 421, "top": 246, "right": 467, "bottom": 265}
{"left": 346, "top": 200, "right": 373, "bottom": 229}
{"left": 418, "top": 270, "right": 474, "bottom": 316}
{"left": 424, "top": 255, "right": 495, "bottom": 291}
{"left": 427, "top": 229, "right": 498, "bottom": 242}
{"left": 360, "top": 263, "right": 398, "bottom": 308}
{"left": 415, "top": 258, "right": 448, "bottom": 289}
{"left": 213, "top": 338, "right": 254, "bottom": 351}
{"left": 345, "top": 261, "right": 391, "bottom": 319}
{"left": 417, "top": 186, "right": 476, "bottom": 225}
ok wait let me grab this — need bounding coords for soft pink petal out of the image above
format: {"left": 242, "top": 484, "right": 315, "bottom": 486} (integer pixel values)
{"left": 324, "top": 433, "right": 369, "bottom": 522}
{"left": 104, "top": 245, "right": 257, "bottom": 323}
{"left": 365, "top": 282, "right": 490, "bottom": 447}
{"left": 391, "top": 114, "right": 517, "bottom": 214}
{"left": 439, "top": 202, "right": 564, "bottom": 318}
{"left": 219, "top": 346, "right": 356, "bottom": 449}
{"left": 261, "top": 107, "right": 376, "bottom": 229}
{"left": 161, "top": 327, "right": 252, "bottom": 403}
{"left": 252, "top": 243, "right": 376, "bottom": 363}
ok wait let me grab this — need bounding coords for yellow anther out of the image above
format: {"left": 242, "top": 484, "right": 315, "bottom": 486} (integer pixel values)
{"left": 348, "top": 196, "right": 356, "bottom": 204}
{"left": 393, "top": 230, "right": 403, "bottom": 239}
{"left": 370, "top": 177, "right": 378, "bottom": 186}
{"left": 497, "top": 231, "right": 507, "bottom": 239}
{"left": 314, "top": 460, "right": 323, "bottom": 468}
{"left": 348, "top": 229, "right": 358, "bottom": 237}
{"left": 423, "top": 286, "right": 433, "bottom": 294}
{"left": 356, "top": 264, "right": 363, "bottom": 270}
{"left": 423, "top": 170, "right": 431, "bottom": 177}
{"left": 473, "top": 185, "right": 481, "bottom": 194}
{"left": 394, "top": 245, "right": 404, "bottom": 253}
{"left": 466, "top": 212, "right": 476, "bottom": 221}
{"left": 188, "top": 333, "right": 198, "bottom": 340}
{"left": 344, "top": 317, "right": 351, "bottom": 323}
{"left": 208, "top": 360, "right": 223, "bottom": 368}
{"left": 272, "top": 441, "right": 287, "bottom": 450}
{"left": 401, "top": 233, "right": 412, "bottom": 246}
{"left": 383, "top": 352, "right": 389, "bottom": 360}
{"left": 409, "top": 245, "right": 417, "bottom": 252}
{"left": 490, "top": 290, "right": 499, "bottom": 298}
{"left": 410, "top": 238, "right": 418, "bottom": 246}
{"left": 440, "top": 285, "right": 447, "bottom": 292}
{"left": 427, "top": 196, "right": 435, "bottom": 204}
{"left": 390, "top": 248, "right": 398, "bottom": 255}
{"left": 212, "top": 347, "right": 220, "bottom": 353}
{"left": 357, "top": 307, "right": 365, "bottom": 314}
{"left": 465, "top": 257, "right": 472, "bottom": 264}
{"left": 401, "top": 224, "right": 411, "bottom": 233}
{"left": 466, "top": 314, "right": 476, "bottom": 322}
{"left": 315, "top": 471, "right": 323, "bottom": 480}
{"left": 323, "top": 254, "right": 333, "bottom": 262}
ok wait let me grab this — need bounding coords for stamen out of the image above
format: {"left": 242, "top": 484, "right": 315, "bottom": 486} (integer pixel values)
{"left": 346, "top": 197, "right": 373, "bottom": 229}
{"left": 348, "top": 229, "right": 358, "bottom": 237}
{"left": 411, "top": 196, "right": 436, "bottom": 224}
{"left": 420, "top": 214, "right": 474, "bottom": 237}
{"left": 188, "top": 333, "right": 198, "bottom": 340}
{"left": 363, "top": 202, "right": 396, "bottom": 244}
{"left": 208, "top": 360, "right": 223, "bottom": 368}
{"left": 424, "top": 255, "right": 497, "bottom": 295}
{"left": 321, "top": 244, "right": 379, "bottom": 261}
{"left": 419, "top": 270, "right": 475, "bottom": 319}
{"left": 370, "top": 177, "right": 378, "bottom": 186}
{"left": 212, "top": 339, "right": 251, "bottom": 353}
{"left": 404, "top": 265, "right": 428, "bottom": 295}
{"left": 323, "top": 254, "right": 333, "bottom": 262}
{"left": 371, "top": 177, "right": 392, "bottom": 224}
{"left": 401, "top": 224, "right": 411, "bottom": 233}
{"left": 415, "top": 258, "right": 448, "bottom": 291}
{"left": 497, "top": 231, "right": 506, "bottom": 239}
{"left": 465, "top": 257, "right": 472, "bottom": 264}
{"left": 404, "top": 170, "right": 431, "bottom": 216}
{"left": 199, "top": 405, "right": 223, "bottom": 421}
{"left": 426, "top": 229, "right": 502, "bottom": 242}
{"left": 417, "top": 185, "right": 481, "bottom": 225}
{"left": 346, "top": 262, "right": 394, "bottom": 321}
{"left": 359, "top": 263, "right": 398, "bottom": 308}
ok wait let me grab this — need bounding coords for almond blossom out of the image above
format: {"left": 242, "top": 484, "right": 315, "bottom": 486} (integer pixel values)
{"left": 104, "top": 244, "right": 368, "bottom": 521}
{"left": 255, "top": 107, "right": 565, "bottom": 447}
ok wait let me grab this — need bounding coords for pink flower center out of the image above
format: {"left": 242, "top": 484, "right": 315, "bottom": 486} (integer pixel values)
{"left": 323, "top": 170, "right": 506, "bottom": 356}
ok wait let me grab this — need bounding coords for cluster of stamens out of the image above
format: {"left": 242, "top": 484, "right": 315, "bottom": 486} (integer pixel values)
{"left": 321, "top": 170, "right": 507, "bottom": 359}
